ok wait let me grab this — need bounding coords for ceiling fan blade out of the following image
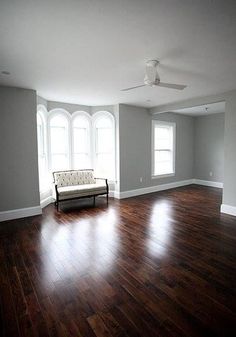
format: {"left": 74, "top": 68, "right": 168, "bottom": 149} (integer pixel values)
{"left": 121, "top": 84, "right": 146, "bottom": 92}
{"left": 158, "top": 82, "right": 187, "bottom": 90}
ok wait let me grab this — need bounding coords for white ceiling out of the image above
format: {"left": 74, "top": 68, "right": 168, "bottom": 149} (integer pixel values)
{"left": 172, "top": 101, "right": 225, "bottom": 116}
{"left": 0, "top": 0, "right": 236, "bottom": 108}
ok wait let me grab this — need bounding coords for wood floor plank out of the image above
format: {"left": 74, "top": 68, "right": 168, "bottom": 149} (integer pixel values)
{"left": 0, "top": 185, "right": 235, "bottom": 336}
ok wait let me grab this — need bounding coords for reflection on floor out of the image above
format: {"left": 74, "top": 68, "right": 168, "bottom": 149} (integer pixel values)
{"left": 0, "top": 185, "right": 235, "bottom": 337}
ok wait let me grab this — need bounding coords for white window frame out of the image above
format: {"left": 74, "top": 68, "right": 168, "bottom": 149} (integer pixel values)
{"left": 92, "top": 111, "right": 116, "bottom": 182}
{"left": 48, "top": 109, "right": 71, "bottom": 172}
{"left": 151, "top": 120, "right": 176, "bottom": 179}
{"left": 36, "top": 107, "right": 116, "bottom": 201}
{"left": 71, "top": 111, "right": 92, "bottom": 170}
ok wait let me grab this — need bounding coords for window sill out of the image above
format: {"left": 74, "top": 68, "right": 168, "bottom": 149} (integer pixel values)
{"left": 151, "top": 173, "right": 175, "bottom": 179}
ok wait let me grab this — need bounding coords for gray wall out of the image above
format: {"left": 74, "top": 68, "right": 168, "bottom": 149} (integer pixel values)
{"left": 119, "top": 104, "right": 194, "bottom": 192}
{"left": 151, "top": 89, "right": 236, "bottom": 209}
{"left": 1, "top": 88, "right": 235, "bottom": 212}
{"left": 194, "top": 113, "right": 225, "bottom": 183}
{"left": 47, "top": 100, "right": 90, "bottom": 114}
{"left": 47, "top": 100, "right": 116, "bottom": 117}
{"left": 37, "top": 95, "right": 48, "bottom": 109}
{"left": 223, "top": 93, "right": 236, "bottom": 207}
{"left": 0, "top": 86, "right": 40, "bottom": 211}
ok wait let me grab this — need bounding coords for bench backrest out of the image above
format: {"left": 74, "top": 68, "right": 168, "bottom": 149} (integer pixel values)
{"left": 53, "top": 170, "right": 95, "bottom": 187}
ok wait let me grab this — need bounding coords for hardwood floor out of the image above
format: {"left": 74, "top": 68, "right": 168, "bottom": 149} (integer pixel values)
{"left": 0, "top": 185, "right": 236, "bottom": 337}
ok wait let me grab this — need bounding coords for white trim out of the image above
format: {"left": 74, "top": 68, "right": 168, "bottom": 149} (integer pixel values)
{"left": 0, "top": 206, "right": 42, "bottom": 222}
{"left": 221, "top": 204, "right": 236, "bottom": 216}
{"left": 109, "top": 190, "right": 120, "bottom": 198}
{"left": 40, "top": 196, "right": 55, "bottom": 208}
{"left": 115, "top": 179, "right": 194, "bottom": 199}
{"left": 151, "top": 120, "right": 176, "bottom": 178}
{"left": 152, "top": 173, "right": 175, "bottom": 179}
{"left": 193, "top": 179, "right": 223, "bottom": 188}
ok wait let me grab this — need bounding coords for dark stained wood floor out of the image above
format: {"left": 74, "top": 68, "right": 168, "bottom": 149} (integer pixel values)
{"left": 0, "top": 185, "right": 236, "bottom": 337}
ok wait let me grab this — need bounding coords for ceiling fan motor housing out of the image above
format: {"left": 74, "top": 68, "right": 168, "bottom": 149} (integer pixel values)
{"left": 144, "top": 60, "right": 160, "bottom": 86}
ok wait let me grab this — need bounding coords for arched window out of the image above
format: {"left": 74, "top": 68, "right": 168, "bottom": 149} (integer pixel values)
{"left": 37, "top": 111, "right": 47, "bottom": 191}
{"left": 72, "top": 113, "right": 91, "bottom": 169}
{"left": 49, "top": 111, "right": 69, "bottom": 171}
{"left": 93, "top": 112, "right": 115, "bottom": 180}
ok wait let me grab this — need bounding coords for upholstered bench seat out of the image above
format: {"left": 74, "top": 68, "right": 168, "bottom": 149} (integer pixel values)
{"left": 58, "top": 183, "right": 107, "bottom": 200}
{"left": 53, "top": 169, "right": 109, "bottom": 210}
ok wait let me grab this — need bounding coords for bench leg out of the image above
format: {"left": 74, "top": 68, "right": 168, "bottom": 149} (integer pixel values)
{"left": 56, "top": 201, "right": 59, "bottom": 212}
{"left": 106, "top": 193, "right": 109, "bottom": 205}
{"left": 93, "top": 196, "right": 95, "bottom": 207}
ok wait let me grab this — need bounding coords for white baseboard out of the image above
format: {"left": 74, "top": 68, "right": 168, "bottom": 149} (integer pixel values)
{"left": 0, "top": 179, "right": 225, "bottom": 221}
{"left": 40, "top": 196, "right": 55, "bottom": 208}
{"left": 221, "top": 204, "right": 236, "bottom": 216}
{"left": 193, "top": 179, "right": 223, "bottom": 188}
{"left": 0, "top": 206, "right": 42, "bottom": 222}
{"left": 116, "top": 179, "right": 194, "bottom": 199}
{"left": 109, "top": 190, "right": 120, "bottom": 198}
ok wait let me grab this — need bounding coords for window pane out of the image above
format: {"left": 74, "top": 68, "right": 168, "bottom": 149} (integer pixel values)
{"left": 38, "top": 156, "right": 50, "bottom": 191}
{"left": 51, "top": 127, "right": 66, "bottom": 153}
{"left": 51, "top": 154, "right": 68, "bottom": 171}
{"left": 94, "top": 114, "right": 115, "bottom": 179}
{"left": 156, "top": 126, "right": 170, "bottom": 139}
{"left": 95, "top": 153, "right": 114, "bottom": 179}
{"left": 96, "top": 128, "right": 113, "bottom": 153}
{"left": 95, "top": 116, "right": 112, "bottom": 128}
{"left": 154, "top": 151, "right": 173, "bottom": 175}
{"left": 154, "top": 161, "right": 172, "bottom": 175}
{"left": 155, "top": 137, "right": 171, "bottom": 150}
{"left": 73, "top": 116, "right": 89, "bottom": 128}
{"left": 38, "top": 156, "right": 46, "bottom": 177}
{"left": 73, "top": 154, "right": 90, "bottom": 169}
{"left": 73, "top": 128, "right": 88, "bottom": 153}
{"left": 155, "top": 150, "right": 171, "bottom": 162}
{"left": 50, "top": 115, "right": 67, "bottom": 127}
{"left": 155, "top": 126, "right": 171, "bottom": 149}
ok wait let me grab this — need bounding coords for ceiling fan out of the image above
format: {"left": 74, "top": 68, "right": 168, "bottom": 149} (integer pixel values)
{"left": 121, "top": 60, "right": 187, "bottom": 92}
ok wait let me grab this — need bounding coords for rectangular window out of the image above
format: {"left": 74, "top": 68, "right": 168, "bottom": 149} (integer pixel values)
{"left": 152, "top": 120, "right": 176, "bottom": 177}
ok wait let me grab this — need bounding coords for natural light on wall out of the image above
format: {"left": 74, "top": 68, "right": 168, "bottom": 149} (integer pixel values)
{"left": 152, "top": 120, "right": 176, "bottom": 177}
{"left": 36, "top": 108, "right": 115, "bottom": 194}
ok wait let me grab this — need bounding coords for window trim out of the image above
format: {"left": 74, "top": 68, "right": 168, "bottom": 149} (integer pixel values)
{"left": 37, "top": 106, "right": 116, "bottom": 190}
{"left": 151, "top": 120, "right": 176, "bottom": 179}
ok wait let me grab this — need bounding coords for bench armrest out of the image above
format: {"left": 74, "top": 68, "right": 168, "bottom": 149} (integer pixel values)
{"left": 95, "top": 177, "right": 107, "bottom": 182}
{"left": 94, "top": 178, "right": 109, "bottom": 192}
